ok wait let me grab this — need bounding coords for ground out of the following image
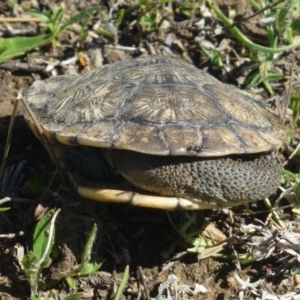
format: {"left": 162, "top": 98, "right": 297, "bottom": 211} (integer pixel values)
{"left": 0, "top": 0, "right": 300, "bottom": 299}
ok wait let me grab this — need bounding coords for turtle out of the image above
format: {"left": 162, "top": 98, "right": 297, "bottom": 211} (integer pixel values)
{"left": 24, "top": 55, "right": 286, "bottom": 210}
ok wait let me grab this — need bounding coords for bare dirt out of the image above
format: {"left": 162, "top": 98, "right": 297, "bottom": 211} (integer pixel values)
{"left": 1, "top": 1, "right": 300, "bottom": 299}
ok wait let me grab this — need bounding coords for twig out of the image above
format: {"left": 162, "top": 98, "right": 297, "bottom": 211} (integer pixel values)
{"left": 105, "top": 45, "right": 146, "bottom": 52}
{"left": 0, "top": 17, "right": 42, "bottom": 23}
{"left": 0, "top": 93, "right": 20, "bottom": 184}
{"left": 138, "top": 266, "right": 151, "bottom": 300}
{"left": 234, "top": 204, "right": 293, "bottom": 216}
{"left": 0, "top": 61, "right": 48, "bottom": 74}
{"left": 0, "top": 197, "right": 33, "bottom": 205}
{"left": 0, "top": 232, "right": 24, "bottom": 239}
{"left": 20, "top": 95, "right": 43, "bottom": 136}
{"left": 226, "top": 0, "right": 285, "bottom": 30}
{"left": 286, "top": 141, "right": 300, "bottom": 164}
{"left": 20, "top": 94, "right": 66, "bottom": 184}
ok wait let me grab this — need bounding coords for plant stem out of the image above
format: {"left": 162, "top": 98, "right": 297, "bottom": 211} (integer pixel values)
{"left": 209, "top": 3, "right": 300, "bottom": 54}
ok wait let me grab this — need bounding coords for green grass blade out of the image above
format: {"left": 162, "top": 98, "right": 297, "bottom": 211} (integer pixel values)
{"left": 115, "top": 8, "right": 125, "bottom": 30}
{"left": 209, "top": 3, "right": 300, "bottom": 54}
{"left": 63, "top": 293, "right": 83, "bottom": 300}
{"left": 33, "top": 210, "right": 55, "bottom": 264}
{"left": 25, "top": 9, "right": 50, "bottom": 23}
{"left": 114, "top": 265, "right": 129, "bottom": 300}
{"left": 0, "top": 33, "right": 56, "bottom": 64}
{"left": 61, "top": 5, "right": 100, "bottom": 30}
{"left": 78, "top": 258, "right": 105, "bottom": 276}
{"left": 76, "top": 223, "right": 98, "bottom": 274}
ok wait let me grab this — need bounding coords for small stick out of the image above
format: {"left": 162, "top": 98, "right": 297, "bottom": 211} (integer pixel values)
{"left": 226, "top": 0, "right": 285, "bottom": 30}
{"left": 0, "top": 61, "right": 47, "bottom": 73}
{"left": 0, "top": 93, "right": 20, "bottom": 184}
{"left": 20, "top": 94, "right": 65, "bottom": 184}
{"left": 0, "top": 232, "right": 24, "bottom": 239}
{"left": 0, "top": 197, "right": 33, "bottom": 205}
{"left": 138, "top": 266, "right": 151, "bottom": 300}
{"left": 286, "top": 141, "right": 300, "bottom": 164}
{"left": 20, "top": 94, "right": 43, "bottom": 136}
{"left": 0, "top": 17, "right": 42, "bottom": 23}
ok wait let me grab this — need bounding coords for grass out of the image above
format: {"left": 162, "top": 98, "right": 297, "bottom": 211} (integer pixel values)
{"left": 22, "top": 210, "right": 59, "bottom": 298}
{"left": 20, "top": 210, "right": 104, "bottom": 299}
{"left": 209, "top": 0, "right": 300, "bottom": 93}
{"left": 0, "top": 5, "right": 99, "bottom": 64}
{"left": 1, "top": 0, "right": 300, "bottom": 298}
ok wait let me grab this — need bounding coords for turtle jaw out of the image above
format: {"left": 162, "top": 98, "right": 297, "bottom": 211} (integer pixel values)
{"left": 77, "top": 186, "right": 247, "bottom": 210}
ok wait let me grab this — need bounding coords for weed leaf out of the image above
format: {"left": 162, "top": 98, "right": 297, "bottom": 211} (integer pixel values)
{"left": 0, "top": 33, "right": 56, "bottom": 64}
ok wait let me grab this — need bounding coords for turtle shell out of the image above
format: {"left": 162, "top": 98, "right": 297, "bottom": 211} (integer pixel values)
{"left": 25, "top": 56, "right": 286, "bottom": 157}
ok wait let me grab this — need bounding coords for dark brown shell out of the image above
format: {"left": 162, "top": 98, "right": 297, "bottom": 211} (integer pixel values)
{"left": 25, "top": 56, "right": 286, "bottom": 156}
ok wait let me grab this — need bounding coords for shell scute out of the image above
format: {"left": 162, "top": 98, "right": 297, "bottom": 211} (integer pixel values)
{"left": 25, "top": 56, "right": 286, "bottom": 156}
{"left": 112, "top": 122, "right": 169, "bottom": 154}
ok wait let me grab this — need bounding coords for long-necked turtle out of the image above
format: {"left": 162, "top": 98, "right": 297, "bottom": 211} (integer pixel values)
{"left": 25, "top": 56, "right": 286, "bottom": 210}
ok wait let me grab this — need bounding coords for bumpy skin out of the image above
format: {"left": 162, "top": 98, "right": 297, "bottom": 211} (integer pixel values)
{"left": 103, "top": 149, "right": 282, "bottom": 205}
